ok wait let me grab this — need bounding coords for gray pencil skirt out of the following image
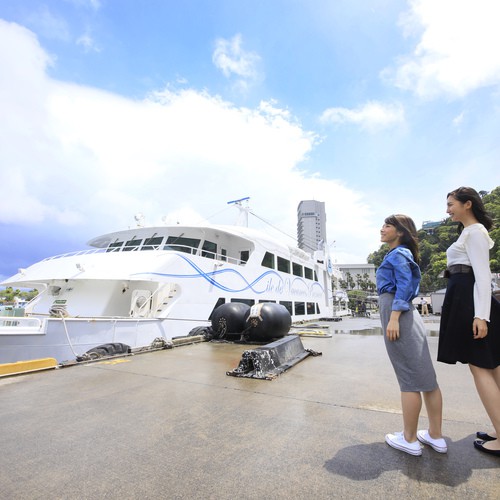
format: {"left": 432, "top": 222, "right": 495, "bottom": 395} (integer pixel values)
{"left": 379, "top": 293, "right": 438, "bottom": 392}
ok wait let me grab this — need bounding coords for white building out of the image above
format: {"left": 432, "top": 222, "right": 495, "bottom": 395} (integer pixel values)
{"left": 336, "top": 263, "right": 376, "bottom": 287}
{"left": 297, "top": 200, "right": 327, "bottom": 254}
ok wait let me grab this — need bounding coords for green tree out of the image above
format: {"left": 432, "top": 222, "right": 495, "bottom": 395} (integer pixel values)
{"left": 484, "top": 186, "right": 500, "bottom": 272}
{"left": 355, "top": 272, "right": 375, "bottom": 291}
{"left": 367, "top": 245, "right": 389, "bottom": 267}
{"left": 339, "top": 271, "right": 356, "bottom": 291}
{"left": 1, "top": 287, "right": 20, "bottom": 303}
{"left": 0, "top": 287, "right": 38, "bottom": 304}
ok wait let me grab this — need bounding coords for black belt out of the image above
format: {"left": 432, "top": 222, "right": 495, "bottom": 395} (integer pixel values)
{"left": 443, "top": 264, "right": 473, "bottom": 278}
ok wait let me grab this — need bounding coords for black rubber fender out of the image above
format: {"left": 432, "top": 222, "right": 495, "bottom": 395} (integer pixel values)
{"left": 84, "top": 342, "right": 130, "bottom": 358}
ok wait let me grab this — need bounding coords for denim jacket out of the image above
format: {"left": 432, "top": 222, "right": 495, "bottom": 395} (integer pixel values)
{"left": 376, "top": 245, "right": 420, "bottom": 311}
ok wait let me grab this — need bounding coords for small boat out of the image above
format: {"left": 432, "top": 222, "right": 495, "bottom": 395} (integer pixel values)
{"left": 0, "top": 201, "right": 338, "bottom": 366}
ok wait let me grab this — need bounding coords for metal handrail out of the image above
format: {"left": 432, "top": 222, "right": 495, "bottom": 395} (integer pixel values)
{"left": 41, "top": 244, "right": 245, "bottom": 265}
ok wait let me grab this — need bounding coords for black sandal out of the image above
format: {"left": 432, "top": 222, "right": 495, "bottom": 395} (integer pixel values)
{"left": 476, "top": 431, "right": 497, "bottom": 442}
{"left": 474, "top": 439, "right": 500, "bottom": 456}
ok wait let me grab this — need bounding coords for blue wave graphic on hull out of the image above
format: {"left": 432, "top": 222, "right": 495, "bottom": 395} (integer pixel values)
{"left": 131, "top": 253, "right": 325, "bottom": 295}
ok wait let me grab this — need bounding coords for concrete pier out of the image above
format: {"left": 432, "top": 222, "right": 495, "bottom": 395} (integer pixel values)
{"left": 0, "top": 315, "right": 498, "bottom": 499}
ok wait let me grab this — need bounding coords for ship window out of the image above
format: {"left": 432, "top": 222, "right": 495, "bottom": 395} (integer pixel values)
{"left": 259, "top": 300, "right": 276, "bottom": 303}
{"left": 294, "top": 302, "right": 305, "bottom": 315}
{"left": 292, "top": 263, "right": 303, "bottom": 277}
{"left": 304, "top": 267, "right": 313, "bottom": 280}
{"left": 314, "top": 270, "right": 318, "bottom": 281}
{"left": 142, "top": 236, "right": 163, "bottom": 251}
{"left": 123, "top": 239, "right": 142, "bottom": 251}
{"left": 307, "top": 302, "right": 315, "bottom": 314}
{"left": 261, "top": 252, "right": 275, "bottom": 269}
{"left": 202, "top": 240, "right": 217, "bottom": 259}
{"left": 107, "top": 241, "right": 123, "bottom": 252}
{"left": 277, "top": 257, "right": 290, "bottom": 273}
{"left": 240, "top": 250, "right": 250, "bottom": 264}
{"left": 279, "top": 301, "right": 293, "bottom": 314}
{"left": 221, "top": 249, "right": 227, "bottom": 261}
{"left": 231, "top": 298, "right": 255, "bottom": 306}
{"left": 316, "top": 304, "right": 321, "bottom": 314}
{"left": 165, "top": 236, "right": 200, "bottom": 254}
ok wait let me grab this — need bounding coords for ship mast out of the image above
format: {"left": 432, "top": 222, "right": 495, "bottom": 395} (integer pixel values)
{"left": 227, "top": 197, "right": 251, "bottom": 227}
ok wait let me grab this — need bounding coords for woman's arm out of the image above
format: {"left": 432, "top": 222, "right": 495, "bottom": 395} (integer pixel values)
{"left": 391, "top": 250, "right": 418, "bottom": 311}
{"left": 466, "top": 229, "right": 492, "bottom": 320}
{"left": 465, "top": 228, "right": 492, "bottom": 338}
{"left": 387, "top": 310, "right": 402, "bottom": 341}
{"left": 385, "top": 249, "right": 417, "bottom": 341}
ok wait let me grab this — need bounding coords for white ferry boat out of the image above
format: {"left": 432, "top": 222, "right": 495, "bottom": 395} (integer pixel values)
{"left": 0, "top": 202, "right": 339, "bottom": 367}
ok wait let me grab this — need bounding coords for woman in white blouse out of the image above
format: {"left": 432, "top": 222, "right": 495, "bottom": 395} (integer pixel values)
{"left": 437, "top": 187, "right": 500, "bottom": 456}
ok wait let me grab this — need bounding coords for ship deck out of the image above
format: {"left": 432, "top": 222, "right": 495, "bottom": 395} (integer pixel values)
{"left": 0, "top": 315, "right": 498, "bottom": 499}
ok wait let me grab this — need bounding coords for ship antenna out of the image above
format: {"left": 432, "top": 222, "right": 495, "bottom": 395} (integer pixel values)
{"left": 227, "top": 197, "right": 250, "bottom": 227}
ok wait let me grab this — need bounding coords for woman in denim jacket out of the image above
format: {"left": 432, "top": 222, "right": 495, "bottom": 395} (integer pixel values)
{"left": 377, "top": 214, "right": 446, "bottom": 456}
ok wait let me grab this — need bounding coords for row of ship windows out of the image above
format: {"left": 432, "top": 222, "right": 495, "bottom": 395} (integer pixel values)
{"left": 261, "top": 252, "right": 318, "bottom": 280}
{"left": 107, "top": 236, "right": 204, "bottom": 253}
{"left": 107, "top": 236, "right": 318, "bottom": 281}
{"left": 108, "top": 236, "right": 236, "bottom": 262}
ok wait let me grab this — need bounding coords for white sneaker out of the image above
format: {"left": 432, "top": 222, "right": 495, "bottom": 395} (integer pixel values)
{"left": 385, "top": 432, "right": 423, "bottom": 456}
{"left": 417, "top": 429, "right": 448, "bottom": 453}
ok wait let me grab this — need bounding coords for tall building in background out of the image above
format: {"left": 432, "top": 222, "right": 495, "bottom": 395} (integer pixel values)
{"left": 297, "top": 200, "right": 326, "bottom": 254}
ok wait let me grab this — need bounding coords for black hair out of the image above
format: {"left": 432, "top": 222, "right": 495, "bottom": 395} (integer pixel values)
{"left": 384, "top": 214, "right": 420, "bottom": 264}
{"left": 447, "top": 186, "right": 493, "bottom": 233}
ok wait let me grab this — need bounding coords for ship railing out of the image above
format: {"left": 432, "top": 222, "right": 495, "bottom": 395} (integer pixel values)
{"left": 41, "top": 245, "right": 245, "bottom": 265}
{"left": 42, "top": 248, "right": 108, "bottom": 261}
{"left": 163, "top": 245, "right": 244, "bottom": 266}
{"left": 23, "top": 285, "right": 49, "bottom": 315}
{"left": 21, "top": 313, "right": 163, "bottom": 320}
{"left": 203, "top": 250, "right": 243, "bottom": 266}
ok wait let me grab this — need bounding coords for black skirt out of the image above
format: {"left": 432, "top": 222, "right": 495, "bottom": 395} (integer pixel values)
{"left": 437, "top": 273, "right": 500, "bottom": 368}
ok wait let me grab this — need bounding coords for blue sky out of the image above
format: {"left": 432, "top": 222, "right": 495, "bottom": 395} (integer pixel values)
{"left": 1, "top": 0, "right": 499, "bottom": 281}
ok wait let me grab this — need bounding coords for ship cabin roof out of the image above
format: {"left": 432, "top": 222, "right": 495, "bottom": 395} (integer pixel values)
{"left": 87, "top": 224, "right": 316, "bottom": 270}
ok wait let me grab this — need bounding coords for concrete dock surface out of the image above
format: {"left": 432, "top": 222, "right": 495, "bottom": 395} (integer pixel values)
{"left": 0, "top": 315, "right": 498, "bottom": 499}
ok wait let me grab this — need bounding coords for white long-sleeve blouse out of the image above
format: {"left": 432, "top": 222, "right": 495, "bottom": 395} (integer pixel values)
{"left": 446, "top": 223, "right": 494, "bottom": 321}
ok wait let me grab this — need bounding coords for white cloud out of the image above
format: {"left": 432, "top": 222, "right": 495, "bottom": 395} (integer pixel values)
{"left": 452, "top": 111, "right": 465, "bottom": 128}
{"left": 65, "top": 0, "right": 102, "bottom": 10}
{"left": 213, "top": 34, "right": 260, "bottom": 78}
{"left": 390, "top": 0, "right": 500, "bottom": 98}
{"left": 0, "top": 170, "right": 48, "bottom": 224}
{"left": 0, "top": 20, "right": 376, "bottom": 265}
{"left": 76, "top": 32, "right": 100, "bottom": 52}
{"left": 212, "top": 34, "right": 262, "bottom": 92}
{"left": 320, "top": 101, "right": 405, "bottom": 130}
{"left": 25, "top": 5, "right": 70, "bottom": 41}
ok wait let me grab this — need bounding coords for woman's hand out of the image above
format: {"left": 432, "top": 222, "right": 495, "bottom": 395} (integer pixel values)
{"left": 386, "top": 311, "right": 401, "bottom": 341}
{"left": 472, "top": 318, "right": 488, "bottom": 339}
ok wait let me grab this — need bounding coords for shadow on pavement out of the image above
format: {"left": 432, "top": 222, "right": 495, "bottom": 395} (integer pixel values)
{"left": 324, "top": 434, "right": 499, "bottom": 487}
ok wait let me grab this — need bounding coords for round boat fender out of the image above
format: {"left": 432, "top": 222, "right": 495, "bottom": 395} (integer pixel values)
{"left": 243, "top": 302, "right": 291, "bottom": 341}
{"left": 210, "top": 302, "right": 251, "bottom": 339}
